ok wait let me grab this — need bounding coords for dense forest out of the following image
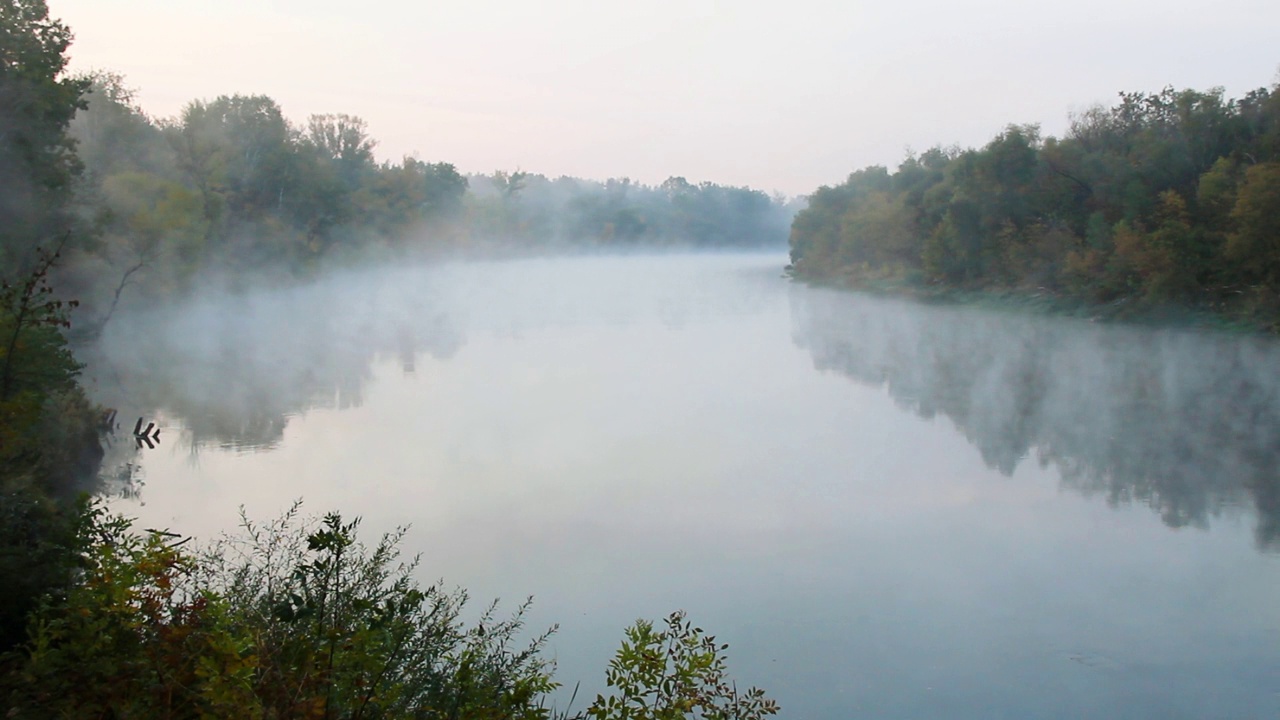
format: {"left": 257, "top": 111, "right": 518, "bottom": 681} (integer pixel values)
{"left": 788, "top": 80, "right": 1280, "bottom": 328}
{"left": 0, "top": 2, "right": 781, "bottom": 715}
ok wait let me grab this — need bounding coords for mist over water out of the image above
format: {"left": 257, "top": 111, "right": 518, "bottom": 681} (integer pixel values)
{"left": 790, "top": 287, "right": 1280, "bottom": 551}
{"left": 84, "top": 252, "right": 1280, "bottom": 719}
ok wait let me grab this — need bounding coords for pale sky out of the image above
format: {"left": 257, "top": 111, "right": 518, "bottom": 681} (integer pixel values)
{"left": 50, "top": 0, "right": 1280, "bottom": 195}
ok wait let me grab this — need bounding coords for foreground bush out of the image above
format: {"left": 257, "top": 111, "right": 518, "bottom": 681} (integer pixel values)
{"left": 0, "top": 503, "right": 777, "bottom": 719}
{"left": 1, "top": 245, "right": 108, "bottom": 654}
{"left": 1, "top": 503, "right": 556, "bottom": 718}
{"left": 586, "top": 611, "right": 778, "bottom": 720}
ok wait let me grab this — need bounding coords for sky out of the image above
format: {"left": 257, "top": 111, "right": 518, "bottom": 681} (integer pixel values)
{"left": 50, "top": 0, "right": 1280, "bottom": 196}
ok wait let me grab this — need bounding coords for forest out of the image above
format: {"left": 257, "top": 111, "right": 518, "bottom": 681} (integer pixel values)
{"left": 13, "top": 72, "right": 798, "bottom": 336}
{"left": 47, "top": 74, "right": 793, "bottom": 327}
{"left": 5, "top": 54, "right": 795, "bottom": 335}
{"left": 788, "top": 80, "right": 1280, "bottom": 329}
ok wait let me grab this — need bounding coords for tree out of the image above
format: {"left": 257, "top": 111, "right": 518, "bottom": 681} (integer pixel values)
{"left": 1225, "top": 162, "right": 1280, "bottom": 285}
{"left": 0, "top": 247, "right": 101, "bottom": 655}
{"left": 0, "top": 0, "right": 89, "bottom": 267}
{"left": 416, "top": 160, "right": 468, "bottom": 219}
{"left": 306, "top": 114, "right": 375, "bottom": 172}
{"left": 93, "top": 172, "right": 206, "bottom": 321}
{"left": 168, "top": 95, "right": 295, "bottom": 245}
{"left": 0, "top": 5, "right": 99, "bottom": 658}
{"left": 787, "top": 79, "right": 1280, "bottom": 325}
{"left": 0, "top": 240, "right": 78, "bottom": 402}
{"left": 69, "top": 70, "right": 165, "bottom": 178}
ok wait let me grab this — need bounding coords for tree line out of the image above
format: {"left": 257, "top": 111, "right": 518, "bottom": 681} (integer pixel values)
{"left": 38, "top": 71, "right": 795, "bottom": 325}
{"left": 788, "top": 80, "right": 1280, "bottom": 328}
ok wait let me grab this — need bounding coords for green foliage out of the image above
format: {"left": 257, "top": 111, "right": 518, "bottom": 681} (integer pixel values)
{"left": 0, "top": 246, "right": 104, "bottom": 656}
{"left": 0, "top": 0, "right": 89, "bottom": 266}
{"left": 585, "top": 611, "right": 777, "bottom": 720}
{"left": 1226, "top": 162, "right": 1280, "bottom": 284}
{"left": 2, "top": 505, "right": 780, "bottom": 720}
{"left": 0, "top": 244, "right": 101, "bottom": 491}
{"left": 789, "top": 79, "right": 1280, "bottom": 327}
{"left": 0, "top": 489, "right": 85, "bottom": 653}
{"left": 2, "top": 502, "right": 561, "bottom": 719}
{"left": 201, "top": 506, "right": 559, "bottom": 719}
{"left": 0, "top": 242, "right": 82, "bottom": 402}
{"left": 60, "top": 76, "right": 793, "bottom": 319}
{"left": 2, "top": 503, "right": 255, "bottom": 718}
{"left": 0, "top": 7, "right": 101, "bottom": 568}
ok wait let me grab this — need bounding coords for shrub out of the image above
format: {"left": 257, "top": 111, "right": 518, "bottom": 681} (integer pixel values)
{"left": 585, "top": 611, "right": 778, "bottom": 720}
{"left": 2, "top": 502, "right": 558, "bottom": 719}
{"left": 2, "top": 502, "right": 777, "bottom": 719}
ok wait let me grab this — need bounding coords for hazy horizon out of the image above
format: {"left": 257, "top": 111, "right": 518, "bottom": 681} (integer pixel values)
{"left": 49, "top": 0, "right": 1280, "bottom": 196}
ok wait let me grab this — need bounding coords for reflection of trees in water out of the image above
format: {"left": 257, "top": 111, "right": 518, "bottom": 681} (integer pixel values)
{"left": 790, "top": 287, "right": 1280, "bottom": 551}
{"left": 84, "top": 274, "right": 465, "bottom": 454}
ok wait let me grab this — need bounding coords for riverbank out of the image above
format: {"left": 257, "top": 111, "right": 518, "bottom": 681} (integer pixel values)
{"left": 786, "top": 265, "right": 1278, "bottom": 335}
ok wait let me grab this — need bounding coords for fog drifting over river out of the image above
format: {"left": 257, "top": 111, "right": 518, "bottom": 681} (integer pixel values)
{"left": 83, "top": 252, "right": 1280, "bottom": 719}
{"left": 88, "top": 253, "right": 1280, "bottom": 550}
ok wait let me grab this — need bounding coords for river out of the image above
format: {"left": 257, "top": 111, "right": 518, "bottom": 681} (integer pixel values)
{"left": 85, "top": 251, "right": 1280, "bottom": 719}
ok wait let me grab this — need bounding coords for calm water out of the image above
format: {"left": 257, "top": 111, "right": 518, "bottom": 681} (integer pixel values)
{"left": 86, "top": 252, "right": 1280, "bottom": 719}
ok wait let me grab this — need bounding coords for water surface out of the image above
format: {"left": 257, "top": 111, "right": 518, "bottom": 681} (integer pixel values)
{"left": 87, "top": 252, "right": 1280, "bottom": 719}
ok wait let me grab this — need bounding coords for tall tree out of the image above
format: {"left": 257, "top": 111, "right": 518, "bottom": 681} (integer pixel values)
{"left": 0, "top": 0, "right": 89, "bottom": 268}
{"left": 167, "top": 95, "right": 298, "bottom": 262}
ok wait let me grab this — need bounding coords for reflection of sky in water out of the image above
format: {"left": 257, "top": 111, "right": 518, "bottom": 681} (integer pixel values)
{"left": 90, "top": 253, "right": 1280, "bottom": 719}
